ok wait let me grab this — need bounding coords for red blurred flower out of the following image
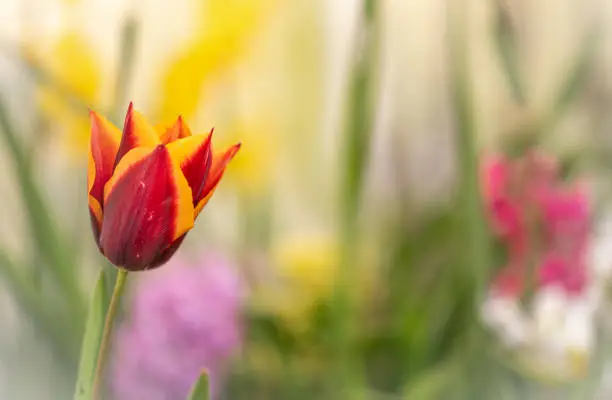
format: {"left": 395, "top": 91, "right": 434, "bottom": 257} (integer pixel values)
{"left": 482, "top": 150, "right": 591, "bottom": 297}
{"left": 87, "top": 103, "right": 240, "bottom": 271}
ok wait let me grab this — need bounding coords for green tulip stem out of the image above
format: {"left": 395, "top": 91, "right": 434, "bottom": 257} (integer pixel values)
{"left": 91, "top": 269, "right": 128, "bottom": 400}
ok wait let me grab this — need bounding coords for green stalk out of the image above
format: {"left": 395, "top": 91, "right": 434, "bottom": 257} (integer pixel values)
{"left": 449, "top": 0, "right": 491, "bottom": 317}
{"left": 448, "top": 0, "right": 493, "bottom": 397}
{"left": 493, "top": 0, "right": 526, "bottom": 104}
{"left": 109, "top": 14, "right": 139, "bottom": 125}
{"left": 539, "top": 27, "right": 600, "bottom": 138}
{"left": 331, "top": 0, "right": 380, "bottom": 397}
{"left": 91, "top": 269, "right": 128, "bottom": 400}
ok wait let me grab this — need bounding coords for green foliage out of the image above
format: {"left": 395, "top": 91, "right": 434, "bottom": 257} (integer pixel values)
{"left": 73, "top": 272, "right": 107, "bottom": 400}
{"left": 187, "top": 372, "right": 210, "bottom": 400}
{"left": 0, "top": 94, "right": 85, "bottom": 320}
{"left": 493, "top": 0, "right": 526, "bottom": 104}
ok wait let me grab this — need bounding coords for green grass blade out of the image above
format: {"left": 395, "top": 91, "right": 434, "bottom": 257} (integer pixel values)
{"left": 73, "top": 271, "right": 107, "bottom": 400}
{"left": 0, "top": 95, "right": 85, "bottom": 318}
{"left": 493, "top": 0, "right": 526, "bottom": 104}
{"left": 187, "top": 372, "right": 210, "bottom": 400}
{"left": 0, "top": 247, "right": 79, "bottom": 363}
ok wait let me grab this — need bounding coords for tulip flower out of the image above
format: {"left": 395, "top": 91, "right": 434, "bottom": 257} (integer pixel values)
{"left": 87, "top": 103, "right": 240, "bottom": 271}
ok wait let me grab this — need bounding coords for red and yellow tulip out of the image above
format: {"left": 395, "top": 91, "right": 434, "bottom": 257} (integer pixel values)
{"left": 88, "top": 103, "right": 240, "bottom": 271}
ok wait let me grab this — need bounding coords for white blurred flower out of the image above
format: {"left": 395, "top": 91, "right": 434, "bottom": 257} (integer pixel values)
{"left": 532, "top": 286, "right": 568, "bottom": 343}
{"left": 481, "top": 286, "right": 597, "bottom": 381}
{"left": 481, "top": 295, "right": 529, "bottom": 348}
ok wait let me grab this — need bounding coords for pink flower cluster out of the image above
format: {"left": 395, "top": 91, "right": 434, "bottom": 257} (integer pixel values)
{"left": 110, "top": 254, "right": 245, "bottom": 400}
{"left": 482, "top": 151, "right": 591, "bottom": 297}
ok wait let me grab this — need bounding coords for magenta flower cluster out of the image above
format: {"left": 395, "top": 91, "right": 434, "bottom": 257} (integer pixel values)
{"left": 482, "top": 150, "right": 591, "bottom": 297}
{"left": 110, "top": 254, "right": 245, "bottom": 400}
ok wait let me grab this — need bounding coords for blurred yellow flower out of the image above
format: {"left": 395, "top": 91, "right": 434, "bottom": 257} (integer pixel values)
{"left": 267, "top": 234, "right": 339, "bottom": 334}
{"left": 254, "top": 233, "right": 377, "bottom": 334}
{"left": 199, "top": 0, "right": 277, "bottom": 48}
{"left": 276, "top": 235, "right": 340, "bottom": 299}
{"left": 513, "top": 347, "right": 589, "bottom": 384}
{"left": 220, "top": 116, "right": 278, "bottom": 194}
{"left": 157, "top": 0, "right": 277, "bottom": 122}
{"left": 37, "top": 30, "right": 102, "bottom": 156}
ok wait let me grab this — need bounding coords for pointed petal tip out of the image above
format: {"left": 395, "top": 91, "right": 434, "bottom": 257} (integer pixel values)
{"left": 126, "top": 102, "right": 135, "bottom": 118}
{"left": 122, "top": 102, "right": 135, "bottom": 130}
{"left": 89, "top": 109, "right": 102, "bottom": 123}
{"left": 123, "top": 102, "right": 135, "bottom": 123}
{"left": 116, "top": 102, "right": 161, "bottom": 165}
{"left": 205, "top": 129, "right": 214, "bottom": 143}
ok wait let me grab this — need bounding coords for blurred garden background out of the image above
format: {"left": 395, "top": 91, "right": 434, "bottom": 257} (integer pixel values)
{"left": 3, "top": 0, "right": 612, "bottom": 398}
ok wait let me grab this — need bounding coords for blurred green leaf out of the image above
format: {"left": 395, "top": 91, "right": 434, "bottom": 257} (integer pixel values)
{"left": 449, "top": 0, "right": 492, "bottom": 309}
{"left": 0, "top": 247, "right": 78, "bottom": 364}
{"left": 362, "top": 333, "right": 406, "bottom": 393}
{"left": 340, "top": 0, "right": 381, "bottom": 228}
{"left": 448, "top": 3, "right": 496, "bottom": 398}
{"left": 540, "top": 28, "right": 601, "bottom": 138}
{"left": 187, "top": 372, "right": 210, "bottom": 400}
{"left": 551, "top": 29, "right": 600, "bottom": 119}
{"left": 379, "top": 206, "right": 475, "bottom": 390}
{"left": 73, "top": 271, "right": 107, "bottom": 400}
{"left": 493, "top": 0, "right": 526, "bottom": 104}
{"left": 331, "top": 0, "right": 381, "bottom": 396}
{"left": 0, "top": 95, "right": 85, "bottom": 320}
{"left": 402, "top": 359, "right": 457, "bottom": 400}
{"left": 109, "top": 14, "right": 139, "bottom": 125}
{"left": 247, "top": 313, "right": 297, "bottom": 352}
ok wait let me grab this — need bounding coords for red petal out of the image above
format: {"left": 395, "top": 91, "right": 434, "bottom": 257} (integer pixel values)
{"left": 195, "top": 142, "right": 241, "bottom": 216}
{"left": 89, "top": 198, "right": 103, "bottom": 246}
{"left": 147, "top": 234, "right": 187, "bottom": 269}
{"left": 88, "top": 111, "right": 122, "bottom": 242}
{"left": 114, "top": 102, "right": 160, "bottom": 167}
{"left": 99, "top": 145, "right": 194, "bottom": 270}
{"left": 166, "top": 131, "right": 213, "bottom": 205}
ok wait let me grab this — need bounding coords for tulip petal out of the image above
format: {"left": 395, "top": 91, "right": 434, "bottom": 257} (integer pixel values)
{"left": 88, "top": 110, "right": 122, "bottom": 241}
{"left": 194, "top": 143, "right": 241, "bottom": 216}
{"left": 88, "top": 154, "right": 103, "bottom": 237}
{"left": 147, "top": 234, "right": 187, "bottom": 269}
{"left": 89, "top": 194, "right": 103, "bottom": 243}
{"left": 114, "top": 103, "right": 161, "bottom": 166}
{"left": 100, "top": 145, "right": 195, "bottom": 270}
{"left": 159, "top": 116, "right": 193, "bottom": 144}
{"left": 166, "top": 131, "right": 213, "bottom": 205}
